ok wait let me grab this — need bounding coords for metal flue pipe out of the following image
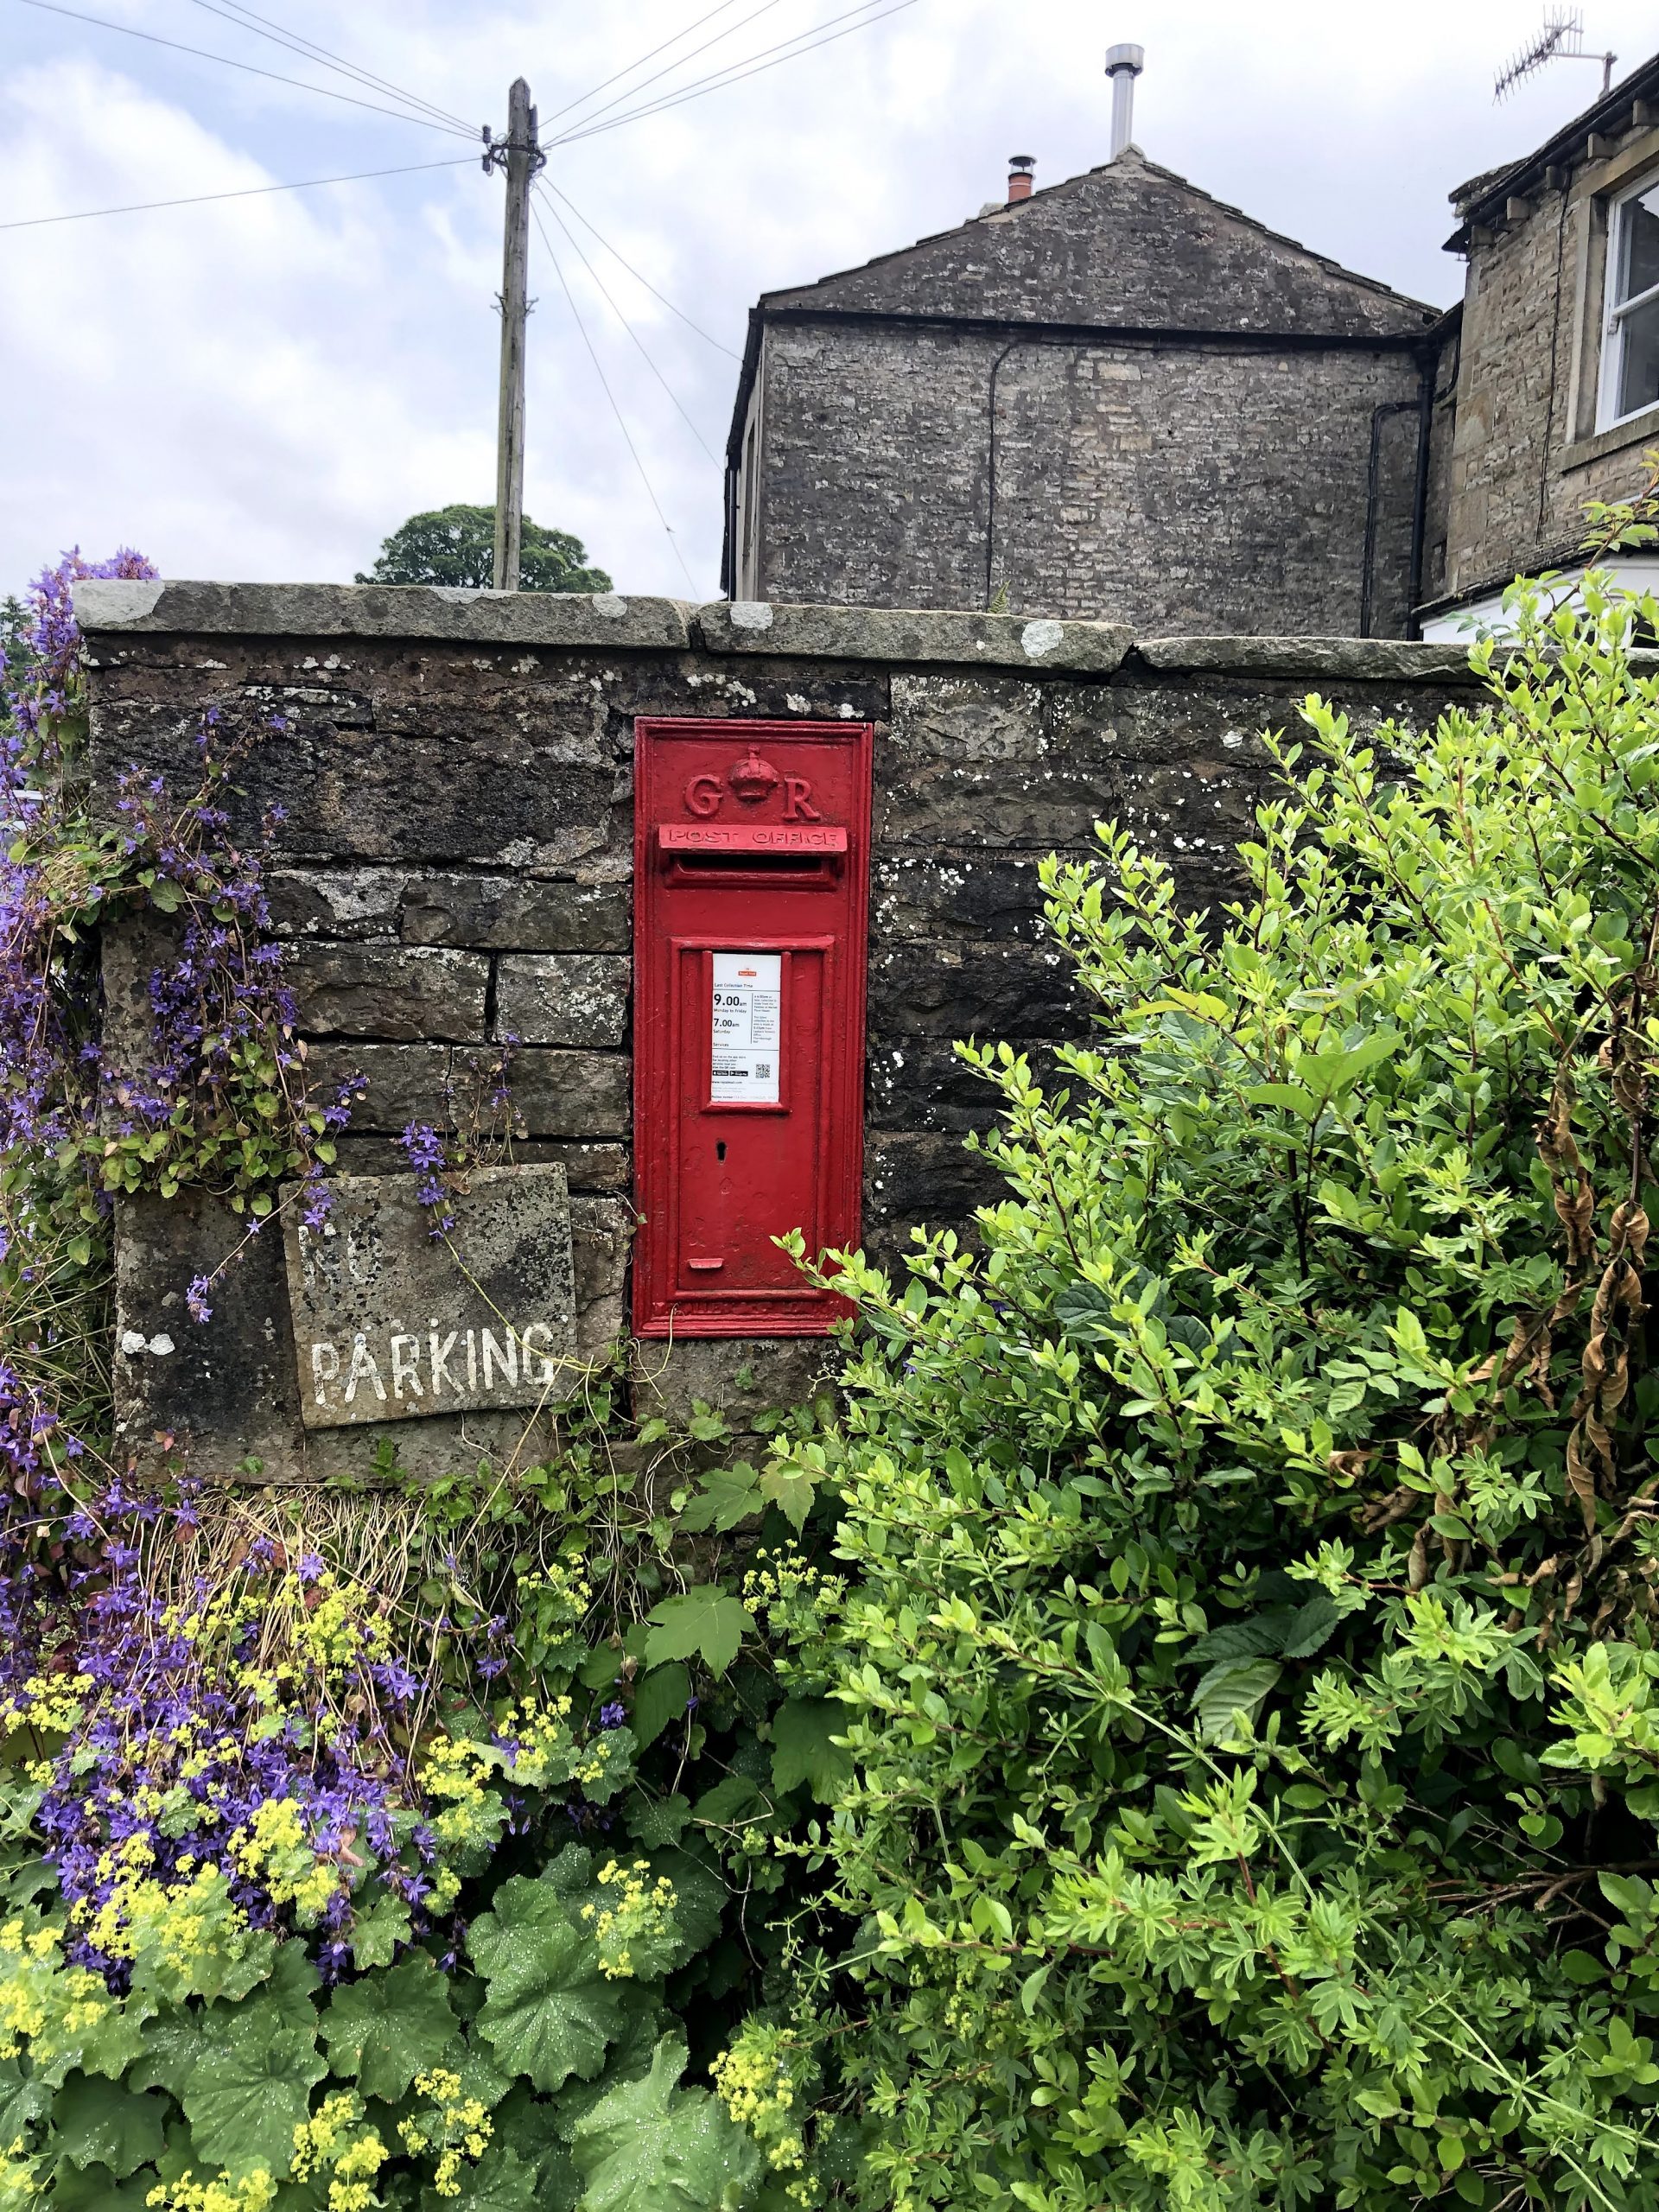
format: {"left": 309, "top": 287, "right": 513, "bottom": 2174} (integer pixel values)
{"left": 1105, "top": 41, "right": 1144, "bottom": 157}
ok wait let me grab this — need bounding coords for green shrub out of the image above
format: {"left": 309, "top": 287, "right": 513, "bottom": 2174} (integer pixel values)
{"left": 738, "top": 580, "right": 1659, "bottom": 2209}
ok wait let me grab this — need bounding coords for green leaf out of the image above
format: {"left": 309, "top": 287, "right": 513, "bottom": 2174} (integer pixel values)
{"left": 1281, "top": 1594, "right": 1345, "bottom": 1661}
{"left": 1560, "top": 1948, "right": 1605, "bottom": 1984}
{"left": 757, "top": 1458, "right": 818, "bottom": 1532}
{"left": 690, "top": 1775, "right": 761, "bottom": 1828}
{"left": 649, "top": 1847, "right": 728, "bottom": 1958}
{"left": 0, "top": 2057, "right": 50, "bottom": 2146}
{"left": 1300, "top": 1031, "right": 1402, "bottom": 1090}
{"left": 631, "top": 1663, "right": 691, "bottom": 1751}
{"left": 322, "top": 1953, "right": 457, "bottom": 2102}
{"left": 47, "top": 2163, "right": 156, "bottom": 2210}
{"left": 677, "top": 1466, "right": 762, "bottom": 1535}
{"left": 627, "top": 1795, "right": 690, "bottom": 1848}
{"left": 468, "top": 1877, "right": 640, "bottom": 2094}
{"left": 182, "top": 2005, "right": 326, "bottom": 2179}
{"left": 1242, "top": 1083, "right": 1321, "bottom": 1120}
{"left": 770, "top": 1698, "right": 854, "bottom": 1802}
{"left": 423, "top": 2141, "right": 541, "bottom": 2210}
{"left": 349, "top": 1891, "right": 413, "bottom": 1970}
{"left": 1192, "top": 1658, "right": 1282, "bottom": 1743}
{"left": 642, "top": 1588, "right": 753, "bottom": 1676}
{"left": 52, "top": 2072, "right": 168, "bottom": 2177}
{"left": 569, "top": 2035, "right": 762, "bottom": 2212}
{"left": 128, "top": 2007, "right": 207, "bottom": 2100}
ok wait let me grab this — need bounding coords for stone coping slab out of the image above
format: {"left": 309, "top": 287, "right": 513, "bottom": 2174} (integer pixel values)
{"left": 73, "top": 578, "right": 696, "bottom": 652}
{"left": 74, "top": 580, "right": 1133, "bottom": 671}
{"left": 73, "top": 583, "right": 1547, "bottom": 683}
{"left": 1132, "top": 636, "right": 1482, "bottom": 680}
{"left": 695, "top": 600, "right": 1135, "bottom": 671}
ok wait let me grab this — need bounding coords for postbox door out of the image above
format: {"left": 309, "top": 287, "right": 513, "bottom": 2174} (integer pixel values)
{"left": 633, "top": 719, "right": 872, "bottom": 1337}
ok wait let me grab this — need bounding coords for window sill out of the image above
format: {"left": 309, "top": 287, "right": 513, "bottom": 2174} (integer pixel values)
{"left": 1561, "top": 406, "right": 1659, "bottom": 474}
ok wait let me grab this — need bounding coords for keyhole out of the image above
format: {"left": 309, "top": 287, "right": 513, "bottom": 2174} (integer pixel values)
{"left": 715, "top": 1141, "right": 727, "bottom": 1161}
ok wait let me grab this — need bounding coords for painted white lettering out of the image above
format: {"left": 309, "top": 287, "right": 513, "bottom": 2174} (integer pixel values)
{"left": 429, "top": 1326, "right": 460, "bottom": 1395}
{"left": 520, "top": 1320, "right": 555, "bottom": 1386}
{"left": 390, "top": 1334, "right": 423, "bottom": 1400}
{"left": 344, "top": 1335, "right": 387, "bottom": 1405}
{"left": 480, "top": 1328, "right": 518, "bottom": 1389}
{"left": 311, "top": 1340, "right": 340, "bottom": 1407}
{"left": 466, "top": 1329, "right": 477, "bottom": 1390}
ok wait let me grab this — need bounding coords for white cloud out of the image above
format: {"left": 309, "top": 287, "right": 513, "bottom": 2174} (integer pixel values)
{"left": 3, "top": 0, "right": 1656, "bottom": 601}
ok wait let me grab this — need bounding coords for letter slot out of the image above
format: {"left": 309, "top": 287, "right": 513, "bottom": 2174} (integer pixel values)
{"left": 633, "top": 717, "right": 872, "bottom": 1335}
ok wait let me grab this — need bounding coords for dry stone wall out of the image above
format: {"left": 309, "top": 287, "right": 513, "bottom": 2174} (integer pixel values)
{"left": 76, "top": 580, "right": 1485, "bottom": 1479}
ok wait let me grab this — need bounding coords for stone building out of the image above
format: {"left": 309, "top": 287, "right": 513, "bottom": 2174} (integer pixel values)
{"left": 1425, "top": 49, "right": 1659, "bottom": 634}
{"left": 721, "top": 92, "right": 1451, "bottom": 638}
{"left": 76, "top": 577, "right": 1483, "bottom": 1478}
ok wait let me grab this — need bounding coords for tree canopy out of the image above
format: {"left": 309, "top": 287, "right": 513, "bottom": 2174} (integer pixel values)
{"left": 355, "top": 504, "right": 612, "bottom": 593}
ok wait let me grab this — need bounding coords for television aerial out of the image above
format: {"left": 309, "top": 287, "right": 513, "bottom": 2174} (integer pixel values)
{"left": 1495, "top": 7, "right": 1617, "bottom": 102}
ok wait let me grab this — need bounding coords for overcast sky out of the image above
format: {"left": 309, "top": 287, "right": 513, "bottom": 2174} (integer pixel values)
{"left": 3, "top": 0, "right": 1656, "bottom": 603}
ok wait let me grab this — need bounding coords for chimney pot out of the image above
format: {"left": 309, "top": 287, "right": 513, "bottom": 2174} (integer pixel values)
{"left": 1105, "top": 41, "right": 1144, "bottom": 159}
{"left": 1007, "top": 154, "right": 1035, "bottom": 202}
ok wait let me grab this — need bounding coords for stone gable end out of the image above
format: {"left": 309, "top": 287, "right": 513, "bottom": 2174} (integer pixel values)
{"left": 763, "top": 150, "right": 1440, "bottom": 337}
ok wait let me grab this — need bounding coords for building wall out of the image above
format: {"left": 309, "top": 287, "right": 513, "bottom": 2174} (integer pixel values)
{"left": 79, "top": 582, "right": 1485, "bottom": 1479}
{"left": 753, "top": 321, "right": 1429, "bottom": 635}
{"left": 1443, "top": 119, "right": 1659, "bottom": 602}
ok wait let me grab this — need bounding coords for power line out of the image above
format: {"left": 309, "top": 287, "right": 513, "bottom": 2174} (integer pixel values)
{"left": 540, "top": 0, "right": 761, "bottom": 126}
{"left": 0, "top": 154, "right": 475, "bottom": 232}
{"left": 181, "top": 0, "right": 476, "bottom": 135}
{"left": 534, "top": 184, "right": 719, "bottom": 461}
{"left": 548, "top": 0, "right": 788, "bottom": 142}
{"left": 550, "top": 0, "right": 920, "bottom": 147}
{"left": 530, "top": 200, "right": 704, "bottom": 597}
{"left": 556, "top": 0, "right": 917, "bottom": 143}
{"left": 544, "top": 181, "right": 740, "bottom": 360}
{"left": 13, "top": 0, "right": 478, "bottom": 138}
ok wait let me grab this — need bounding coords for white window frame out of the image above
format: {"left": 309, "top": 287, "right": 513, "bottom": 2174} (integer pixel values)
{"left": 1598, "top": 168, "right": 1659, "bottom": 429}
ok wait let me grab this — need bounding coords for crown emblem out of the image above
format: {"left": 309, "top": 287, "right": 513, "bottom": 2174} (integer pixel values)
{"left": 728, "top": 749, "right": 781, "bottom": 804}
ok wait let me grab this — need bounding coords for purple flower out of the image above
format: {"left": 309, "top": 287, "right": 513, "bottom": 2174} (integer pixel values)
{"left": 186, "top": 1276, "right": 213, "bottom": 1325}
{"left": 599, "top": 1701, "right": 626, "bottom": 1730}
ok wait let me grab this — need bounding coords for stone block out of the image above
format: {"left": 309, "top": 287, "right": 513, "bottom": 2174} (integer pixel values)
{"left": 89, "top": 705, "right": 628, "bottom": 871}
{"left": 113, "top": 1188, "right": 300, "bottom": 1474}
{"left": 400, "top": 874, "right": 630, "bottom": 950}
{"left": 306, "top": 1044, "right": 630, "bottom": 1140}
{"left": 887, "top": 673, "right": 1048, "bottom": 765}
{"left": 267, "top": 868, "right": 405, "bottom": 939}
{"left": 283, "top": 1165, "right": 578, "bottom": 1429}
{"left": 860, "top": 1214, "right": 981, "bottom": 1282}
{"left": 571, "top": 1196, "right": 633, "bottom": 1360}
{"left": 99, "top": 907, "right": 181, "bottom": 1076}
{"left": 632, "top": 1338, "right": 837, "bottom": 1427}
{"left": 863, "top": 1130, "right": 1007, "bottom": 1229}
{"left": 331, "top": 1135, "right": 631, "bottom": 1193}
{"left": 868, "top": 940, "right": 1077, "bottom": 1040}
{"left": 867, "top": 1036, "right": 1068, "bottom": 1131}
{"left": 870, "top": 848, "right": 1075, "bottom": 940}
{"left": 291, "top": 945, "right": 489, "bottom": 1041}
{"left": 493, "top": 955, "right": 632, "bottom": 1046}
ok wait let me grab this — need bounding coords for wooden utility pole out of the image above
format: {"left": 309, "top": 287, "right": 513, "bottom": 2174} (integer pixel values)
{"left": 486, "top": 78, "right": 541, "bottom": 592}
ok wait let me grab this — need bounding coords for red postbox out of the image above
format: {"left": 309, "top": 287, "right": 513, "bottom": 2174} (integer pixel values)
{"left": 632, "top": 716, "right": 873, "bottom": 1336}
